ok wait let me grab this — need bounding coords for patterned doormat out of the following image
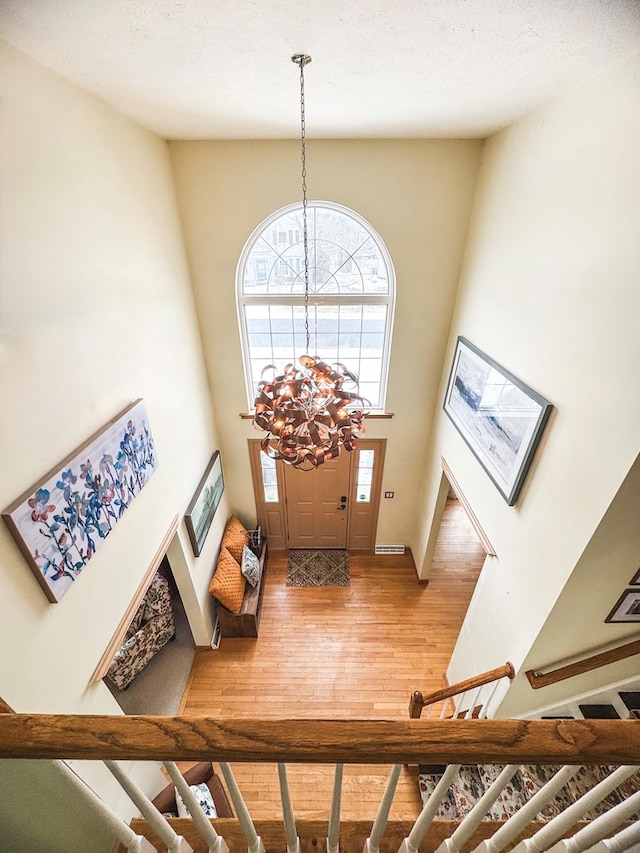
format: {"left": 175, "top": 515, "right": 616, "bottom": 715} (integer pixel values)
{"left": 287, "top": 549, "right": 350, "bottom": 587}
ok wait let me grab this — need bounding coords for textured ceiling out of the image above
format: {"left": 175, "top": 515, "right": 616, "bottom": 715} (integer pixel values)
{"left": 1, "top": 0, "right": 639, "bottom": 139}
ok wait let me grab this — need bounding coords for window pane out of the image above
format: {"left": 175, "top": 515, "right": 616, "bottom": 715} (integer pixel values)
{"left": 359, "top": 359, "right": 382, "bottom": 382}
{"left": 261, "top": 452, "right": 279, "bottom": 502}
{"left": 360, "top": 382, "right": 380, "bottom": 407}
{"left": 359, "top": 450, "right": 375, "bottom": 467}
{"left": 356, "top": 484, "right": 372, "bottom": 502}
{"left": 263, "top": 485, "right": 279, "bottom": 503}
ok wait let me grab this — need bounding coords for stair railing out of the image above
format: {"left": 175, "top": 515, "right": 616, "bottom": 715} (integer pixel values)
{"left": 525, "top": 638, "right": 640, "bottom": 690}
{"left": 1, "top": 714, "right": 640, "bottom": 853}
{"left": 409, "top": 661, "right": 515, "bottom": 719}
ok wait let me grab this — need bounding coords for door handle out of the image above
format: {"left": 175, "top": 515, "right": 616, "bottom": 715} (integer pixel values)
{"left": 337, "top": 503, "right": 346, "bottom": 511}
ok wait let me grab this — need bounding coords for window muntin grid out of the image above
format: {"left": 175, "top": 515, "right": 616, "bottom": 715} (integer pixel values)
{"left": 238, "top": 202, "right": 395, "bottom": 410}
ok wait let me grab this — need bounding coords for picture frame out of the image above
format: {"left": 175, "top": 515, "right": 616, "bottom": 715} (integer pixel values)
{"left": 443, "top": 337, "right": 553, "bottom": 506}
{"left": 605, "top": 589, "right": 640, "bottom": 623}
{"left": 185, "top": 451, "right": 224, "bottom": 556}
{"left": 629, "top": 568, "right": 640, "bottom": 586}
{"left": 2, "top": 399, "right": 158, "bottom": 603}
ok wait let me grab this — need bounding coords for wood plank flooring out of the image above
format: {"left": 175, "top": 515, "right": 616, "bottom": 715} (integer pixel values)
{"left": 180, "top": 498, "right": 486, "bottom": 821}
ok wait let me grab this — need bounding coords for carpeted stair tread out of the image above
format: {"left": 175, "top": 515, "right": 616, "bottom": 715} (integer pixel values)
{"left": 418, "top": 764, "right": 640, "bottom": 822}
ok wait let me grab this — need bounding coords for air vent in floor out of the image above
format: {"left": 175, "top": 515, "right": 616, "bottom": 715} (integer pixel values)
{"left": 375, "top": 544, "right": 405, "bottom": 554}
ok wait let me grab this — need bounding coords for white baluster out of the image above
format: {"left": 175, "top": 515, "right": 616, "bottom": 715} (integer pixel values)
{"left": 364, "top": 764, "right": 402, "bottom": 853}
{"left": 464, "top": 687, "right": 483, "bottom": 719}
{"left": 545, "top": 788, "right": 640, "bottom": 853}
{"left": 436, "top": 765, "right": 521, "bottom": 853}
{"left": 54, "top": 760, "right": 156, "bottom": 853}
{"left": 327, "top": 763, "right": 344, "bottom": 853}
{"left": 399, "top": 764, "right": 462, "bottom": 853}
{"left": 511, "top": 766, "right": 640, "bottom": 853}
{"left": 478, "top": 680, "right": 502, "bottom": 719}
{"left": 106, "top": 761, "right": 193, "bottom": 853}
{"left": 164, "top": 762, "right": 229, "bottom": 853}
{"left": 219, "top": 762, "right": 265, "bottom": 853}
{"left": 472, "top": 765, "right": 577, "bottom": 853}
{"left": 440, "top": 698, "right": 451, "bottom": 719}
{"left": 453, "top": 691, "right": 468, "bottom": 719}
{"left": 583, "top": 816, "right": 640, "bottom": 853}
{"left": 278, "top": 763, "right": 300, "bottom": 853}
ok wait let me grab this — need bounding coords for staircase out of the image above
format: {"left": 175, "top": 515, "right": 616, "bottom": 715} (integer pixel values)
{"left": 418, "top": 763, "right": 640, "bottom": 821}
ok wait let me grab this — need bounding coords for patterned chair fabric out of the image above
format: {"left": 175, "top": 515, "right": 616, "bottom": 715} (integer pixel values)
{"left": 107, "top": 573, "right": 175, "bottom": 690}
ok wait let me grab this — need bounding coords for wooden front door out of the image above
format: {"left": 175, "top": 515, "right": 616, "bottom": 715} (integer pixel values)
{"left": 248, "top": 438, "right": 386, "bottom": 551}
{"left": 283, "top": 452, "right": 351, "bottom": 548}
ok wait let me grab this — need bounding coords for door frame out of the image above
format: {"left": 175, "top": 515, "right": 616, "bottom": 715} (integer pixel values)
{"left": 248, "top": 439, "right": 386, "bottom": 551}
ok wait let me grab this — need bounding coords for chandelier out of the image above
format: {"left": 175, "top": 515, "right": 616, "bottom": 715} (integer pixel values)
{"left": 253, "top": 54, "right": 367, "bottom": 470}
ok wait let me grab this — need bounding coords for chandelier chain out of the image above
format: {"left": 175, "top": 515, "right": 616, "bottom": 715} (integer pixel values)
{"left": 251, "top": 55, "right": 367, "bottom": 469}
{"left": 295, "top": 54, "right": 312, "bottom": 354}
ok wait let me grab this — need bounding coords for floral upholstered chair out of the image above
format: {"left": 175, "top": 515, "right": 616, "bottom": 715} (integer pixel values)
{"left": 107, "top": 572, "right": 175, "bottom": 690}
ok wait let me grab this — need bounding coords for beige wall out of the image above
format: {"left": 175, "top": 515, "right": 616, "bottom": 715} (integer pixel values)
{"left": 416, "top": 51, "right": 640, "bottom": 700}
{"left": 500, "top": 452, "right": 640, "bottom": 717}
{"left": 169, "top": 138, "right": 482, "bottom": 549}
{"left": 0, "top": 42, "right": 226, "bottom": 831}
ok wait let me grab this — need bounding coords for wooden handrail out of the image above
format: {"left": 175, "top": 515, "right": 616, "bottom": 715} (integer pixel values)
{"left": 0, "top": 715, "right": 639, "bottom": 765}
{"left": 525, "top": 638, "right": 640, "bottom": 689}
{"left": 409, "top": 661, "right": 515, "bottom": 718}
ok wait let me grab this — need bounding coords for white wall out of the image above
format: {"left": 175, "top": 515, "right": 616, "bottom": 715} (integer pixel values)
{"left": 169, "top": 139, "right": 482, "bottom": 550}
{"left": 416, "top": 50, "right": 640, "bottom": 696}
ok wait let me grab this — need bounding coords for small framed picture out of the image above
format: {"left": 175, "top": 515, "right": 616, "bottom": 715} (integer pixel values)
{"left": 185, "top": 451, "right": 225, "bottom": 557}
{"left": 629, "top": 568, "right": 640, "bottom": 586}
{"left": 605, "top": 589, "right": 640, "bottom": 623}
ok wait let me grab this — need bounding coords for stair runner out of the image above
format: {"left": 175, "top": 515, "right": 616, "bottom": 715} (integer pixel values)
{"left": 418, "top": 764, "right": 640, "bottom": 821}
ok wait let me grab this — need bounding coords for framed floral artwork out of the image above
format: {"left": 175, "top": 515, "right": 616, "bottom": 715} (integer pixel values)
{"left": 2, "top": 399, "right": 158, "bottom": 602}
{"left": 185, "top": 451, "right": 224, "bottom": 556}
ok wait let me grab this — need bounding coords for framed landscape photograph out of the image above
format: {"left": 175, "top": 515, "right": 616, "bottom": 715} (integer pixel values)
{"left": 185, "top": 451, "right": 224, "bottom": 556}
{"left": 605, "top": 589, "right": 640, "bottom": 623}
{"left": 443, "top": 337, "right": 553, "bottom": 506}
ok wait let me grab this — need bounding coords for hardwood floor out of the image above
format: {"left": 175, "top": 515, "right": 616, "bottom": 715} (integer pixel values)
{"left": 180, "top": 498, "right": 486, "bottom": 821}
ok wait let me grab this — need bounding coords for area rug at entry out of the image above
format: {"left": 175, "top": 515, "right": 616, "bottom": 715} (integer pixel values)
{"left": 287, "top": 550, "right": 350, "bottom": 587}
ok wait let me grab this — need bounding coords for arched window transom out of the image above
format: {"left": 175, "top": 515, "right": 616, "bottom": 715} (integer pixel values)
{"left": 237, "top": 201, "right": 395, "bottom": 410}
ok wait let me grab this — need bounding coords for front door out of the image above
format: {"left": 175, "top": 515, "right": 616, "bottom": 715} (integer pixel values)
{"left": 284, "top": 452, "right": 351, "bottom": 548}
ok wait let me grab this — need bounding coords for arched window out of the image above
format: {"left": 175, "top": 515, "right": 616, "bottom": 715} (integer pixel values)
{"left": 237, "top": 201, "right": 395, "bottom": 410}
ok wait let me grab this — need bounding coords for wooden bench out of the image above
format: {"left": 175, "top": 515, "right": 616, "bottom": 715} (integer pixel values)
{"left": 215, "top": 539, "right": 268, "bottom": 638}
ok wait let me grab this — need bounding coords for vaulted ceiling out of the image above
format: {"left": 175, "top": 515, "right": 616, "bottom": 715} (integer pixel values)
{"left": 1, "top": 0, "right": 639, "bottom": 139}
